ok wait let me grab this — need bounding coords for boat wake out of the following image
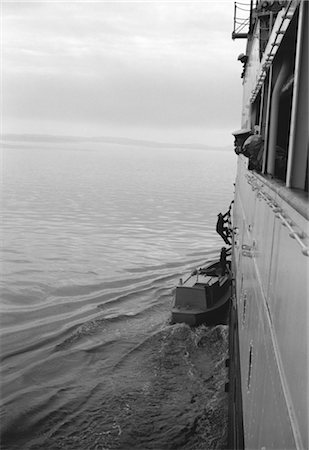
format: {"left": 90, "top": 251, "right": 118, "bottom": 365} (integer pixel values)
{"left": 1, "top": 323, "right": 229, "bottom": 450}
{"left": 1, "top": 252, "right": 229, "bottom": 450}
{"left": 53, "top": 324, "right": 229, "bottom": 450}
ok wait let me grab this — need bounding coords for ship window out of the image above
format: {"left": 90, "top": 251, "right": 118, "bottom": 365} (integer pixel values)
{"left": 274, "top": 76, "right": 294, "bottom": 181}
{"left": 247, "top": 342, "right": 253, "bottom": 391}
{"left": 286, "top": 2, "right": 308, "bottom": 191}
{"left": 259, "top": 70, "right": 271, "bottom": 173}
{"left": 242, "top": 291, "right": 247, "bottom": 327}
{"left": 251, "top": 92, "right": 261, "bottom": 130}
{"left": 305, "top": 156, "right": 308, "bottom": 192}
{"left": 256, "top": 1, "right": 284, "bottom": 59}
{"left": 259, "top": 12, "right": 277, "bottom": 59}
{"left": 265, "top": 9, "right": 298, "bottom": 183}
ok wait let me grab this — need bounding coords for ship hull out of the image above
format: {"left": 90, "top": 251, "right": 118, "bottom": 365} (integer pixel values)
{"left": 229, "top": 1, "right": 308, "bottom": 447}
{"left": 230, "top": 157, "right": 308, "bottom": 449}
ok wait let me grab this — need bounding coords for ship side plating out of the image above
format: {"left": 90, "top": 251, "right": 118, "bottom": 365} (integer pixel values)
{"left": 230, "top": 1, "right": 308, "bottom": 449}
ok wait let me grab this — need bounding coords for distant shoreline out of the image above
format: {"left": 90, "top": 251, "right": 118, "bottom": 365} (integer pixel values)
{"left": 1, "top": 134, "right": 230, "bottom": 152}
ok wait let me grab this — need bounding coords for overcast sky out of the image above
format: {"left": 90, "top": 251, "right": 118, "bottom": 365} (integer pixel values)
{"left": 2, "top": 1, "right": 247, "bottom": 147}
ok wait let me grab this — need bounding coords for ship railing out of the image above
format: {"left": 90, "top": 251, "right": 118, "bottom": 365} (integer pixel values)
{"left": 232, "top": 1, "right": 252, "bottom": 39}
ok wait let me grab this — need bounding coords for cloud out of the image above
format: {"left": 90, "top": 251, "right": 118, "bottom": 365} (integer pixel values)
{"left": 3, "top": 61, "right": 241, "bottom": 127}
{"left": 2, "top": 1, "right": 246, "bottom": 145}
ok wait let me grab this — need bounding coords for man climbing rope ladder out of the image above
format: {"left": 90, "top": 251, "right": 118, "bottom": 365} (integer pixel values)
{"left": 220, "top": 246, "right": 231, "bottom": 275}
{"left": 216, "top": 208, "right": 232, "bottom": 245}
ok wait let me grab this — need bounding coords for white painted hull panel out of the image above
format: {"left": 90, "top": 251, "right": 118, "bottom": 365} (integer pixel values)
{"left": 232, "top": 158, "right": 308, "bottom": 449}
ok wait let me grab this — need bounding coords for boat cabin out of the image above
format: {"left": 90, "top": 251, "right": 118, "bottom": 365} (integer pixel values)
{"left": 176, "top": 274, "right": 228, "bottom": 311}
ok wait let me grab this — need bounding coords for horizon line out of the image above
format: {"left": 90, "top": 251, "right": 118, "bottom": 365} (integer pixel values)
{"left": 1, "top": 133, "right": 230, "bottom": 151}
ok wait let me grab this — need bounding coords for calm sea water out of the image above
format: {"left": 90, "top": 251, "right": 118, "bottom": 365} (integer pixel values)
{"left": 1, "top": 143, "right": 236, "bottom": 450}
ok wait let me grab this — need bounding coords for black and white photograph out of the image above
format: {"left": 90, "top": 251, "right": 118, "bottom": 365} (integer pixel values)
{"left": 1, "top": 1, "right": 308, "bottom": 449}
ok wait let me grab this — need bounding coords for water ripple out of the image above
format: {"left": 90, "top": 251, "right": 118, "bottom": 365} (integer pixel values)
{"left": 1, "top": 144, "right": 235, "bottom": 449}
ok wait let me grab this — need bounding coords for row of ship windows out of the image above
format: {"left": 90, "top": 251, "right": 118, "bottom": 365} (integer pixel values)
{"left": 246, "top": 3, "right": 308, "bottom": 192}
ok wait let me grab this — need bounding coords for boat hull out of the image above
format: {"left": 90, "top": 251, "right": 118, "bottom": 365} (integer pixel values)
{"left": 171, "top": 260, "right": 232, "bottom": 326}
{"left": 172, "top": 288, "right": 231, "bottom": 326}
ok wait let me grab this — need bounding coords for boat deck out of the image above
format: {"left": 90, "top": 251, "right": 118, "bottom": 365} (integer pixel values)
{"left": 184, "top": 274, "right": 218, "bottom": 288}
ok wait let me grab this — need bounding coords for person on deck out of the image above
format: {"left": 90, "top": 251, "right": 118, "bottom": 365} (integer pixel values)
{"left": 242, "top": 134, "right": 264, "bottom": 171}
{"left": 216, "top": 211, "right": 231, "bottom": 245}
{"left": 232, "top": 128, "right": 264, "bottom": 172}
{"left": 232, "top": 129, "right": 253, "bottom": 155}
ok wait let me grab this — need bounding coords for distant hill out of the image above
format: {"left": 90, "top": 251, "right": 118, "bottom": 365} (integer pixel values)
{"left": 1, "top": 133, "right": 230, "bottom": 152}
